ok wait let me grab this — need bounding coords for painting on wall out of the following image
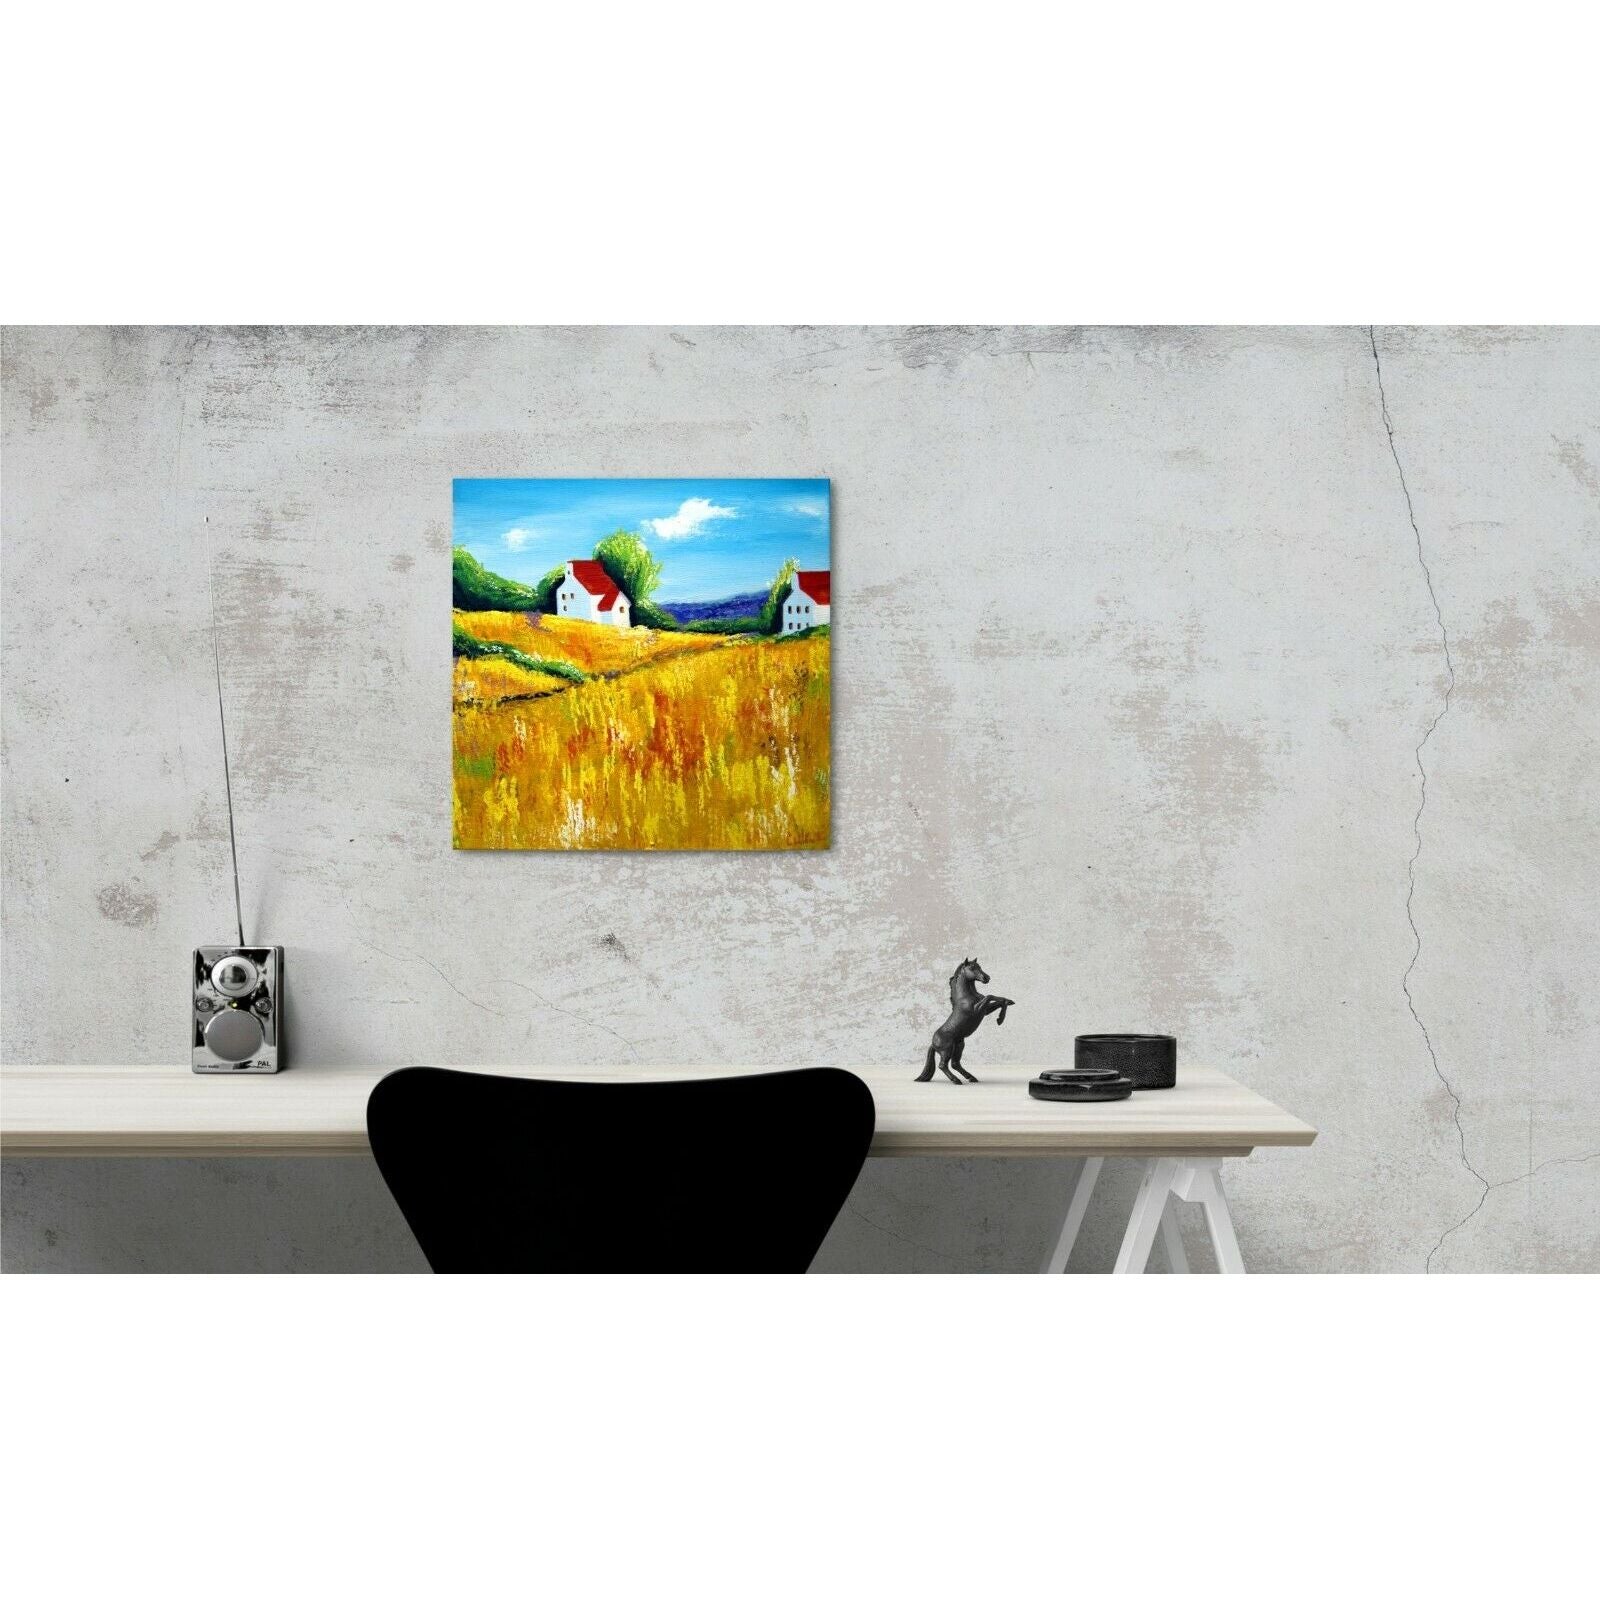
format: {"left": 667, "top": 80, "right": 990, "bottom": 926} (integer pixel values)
{"left": 452, "top": 478, "right": 831, "bottom": 851}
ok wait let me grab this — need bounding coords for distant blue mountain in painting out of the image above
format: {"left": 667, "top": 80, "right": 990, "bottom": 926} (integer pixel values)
{"left": 666, "top": 590, "right": 766, "bottom": 623}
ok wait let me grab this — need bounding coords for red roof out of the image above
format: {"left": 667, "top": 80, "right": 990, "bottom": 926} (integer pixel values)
{"left": 796, "top": 570, "right": 830, "bottom": 606}
{"left": 568, "top": 560, "right": 625, "bottom": 610}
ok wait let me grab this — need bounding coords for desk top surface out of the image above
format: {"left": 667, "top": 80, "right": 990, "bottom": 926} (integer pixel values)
{"left": 0, "top": 1062, "right": 1316, "bottom": 1158}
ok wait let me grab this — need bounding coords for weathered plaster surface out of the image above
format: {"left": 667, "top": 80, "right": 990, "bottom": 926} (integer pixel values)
{"left": 3, "top": 325, "right": 1596, "bottom": 1272}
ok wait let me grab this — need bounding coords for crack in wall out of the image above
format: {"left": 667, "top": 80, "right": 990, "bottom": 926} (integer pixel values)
{"left": 1367, "top": 327, "right": 1486, "bottom": 1272}
{"left": 1491, "top": 1148, "right": 1600, "bottom": 1194}
{"left": 341, "top": 898, "right": 641, "bottom": 1059}
{"left": 1426, "top": 1151, "right": 1600, "bottom": 1269}
{"left": 494, "top": 975, "right": 642, "bottom": 1062}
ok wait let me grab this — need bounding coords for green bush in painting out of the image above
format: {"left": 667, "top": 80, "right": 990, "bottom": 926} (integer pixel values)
{"left": 452, "top": 548, "right": 542, "bottom": 611}
{"left": 675, "top": 615, "right": 766, "bottom": 634}
{"left": 631, "top": 597, "right": 682, "bottom": 629}
{"left": 454, "top": 548, "right": 567, "bottom": 615}
{"left": 531, "top": 565, "right": 566, "bottom": 612}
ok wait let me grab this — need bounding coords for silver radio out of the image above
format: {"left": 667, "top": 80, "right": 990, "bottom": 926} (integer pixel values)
{"left": 192, "top": 946, "right": 284, "bottom": 1073}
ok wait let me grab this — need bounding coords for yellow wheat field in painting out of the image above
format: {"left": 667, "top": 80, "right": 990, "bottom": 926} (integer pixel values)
{"left": 452, "top": 625, "right": 830, "bottom": 851}
{"left": 453, "top": 655, "right": 570, "bottom": 703}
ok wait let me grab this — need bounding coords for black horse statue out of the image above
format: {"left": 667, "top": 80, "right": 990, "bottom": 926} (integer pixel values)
{"left": 916, "top": 958, "right": 1015, "bottom": 1084}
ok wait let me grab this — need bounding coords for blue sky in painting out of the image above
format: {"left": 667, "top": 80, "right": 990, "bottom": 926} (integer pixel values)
{"left": 453, "top": 478, "right": 830, "bottom": 602}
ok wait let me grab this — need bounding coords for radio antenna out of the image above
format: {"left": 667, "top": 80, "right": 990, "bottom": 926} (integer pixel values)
{"left": 204, "top": 517, "right": 246, "bottom": 948}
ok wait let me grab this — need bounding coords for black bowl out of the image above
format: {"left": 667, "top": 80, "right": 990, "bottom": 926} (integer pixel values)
{"left": 1029, "top": 1073, "right": 1134, "bottom": 1103}
{"left": 1074, "top": 1034, "right": 1177, "bottom": 1089}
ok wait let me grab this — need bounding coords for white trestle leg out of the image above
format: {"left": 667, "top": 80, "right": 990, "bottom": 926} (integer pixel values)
{"left": 1174, "top": 1159, "right": 1246, "bottom": 1274}
{"left": 1040, "top": 1156, "right": 1103, "bottom": 1273}
{"left": 1112, "top": 1158, "right": 1181, "bottom": 1273}
{"left": 1112, "top": 1157, "right": 1247, "bottom": 1274}
{"left": 1158, "top": 1198, "right": 1190, "bottom": 1272}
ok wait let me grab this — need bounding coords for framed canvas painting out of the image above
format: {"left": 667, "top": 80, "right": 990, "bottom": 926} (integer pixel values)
{"left": 451, "top": 478, "right": 831, "bottom": 851}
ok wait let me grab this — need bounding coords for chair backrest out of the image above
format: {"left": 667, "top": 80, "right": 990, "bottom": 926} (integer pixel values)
{"left": 366, "top": 1066, "right": 875, "bottom": 1272}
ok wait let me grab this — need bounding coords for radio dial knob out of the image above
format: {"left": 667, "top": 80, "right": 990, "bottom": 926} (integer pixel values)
{"left": 212, "top": 955, "right": 259, "bottom": 998}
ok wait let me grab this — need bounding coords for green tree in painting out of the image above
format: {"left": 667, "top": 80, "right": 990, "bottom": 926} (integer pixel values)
{"left": 594, "top": 529, "right": 676, "bottom": 627}
{"left": 757, "top": 558, "right": 798, "bottom": 635}
{"left": 593, "top": 530, "right": 662, "bottom": 605}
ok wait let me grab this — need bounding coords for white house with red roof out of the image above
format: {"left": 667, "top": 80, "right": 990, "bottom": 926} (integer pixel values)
{"left": 556, "top": 559, "right": 631, "bottom": 628}
{"left": 780, "top": 570, "right": 830, "bottom": 634}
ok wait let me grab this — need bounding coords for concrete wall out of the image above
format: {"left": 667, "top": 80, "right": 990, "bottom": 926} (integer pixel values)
{"left": 3, "top": 325, "right": 1596, "bottom": 1273}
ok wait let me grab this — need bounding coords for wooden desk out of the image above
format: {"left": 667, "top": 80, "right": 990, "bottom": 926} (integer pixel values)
{"left": 0, "top": 1062, "right": 1315, "bottom": 1272}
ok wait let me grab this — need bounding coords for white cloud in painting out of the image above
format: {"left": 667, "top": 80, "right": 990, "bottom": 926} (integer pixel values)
{"left": 502, "top": 527, "right": 536, "bottom": 551}
{"left": 645, "top": 498, "right": 739, "bottom": 541}
{"left": 787, "top": 497, "right": 827, "bottom": 519}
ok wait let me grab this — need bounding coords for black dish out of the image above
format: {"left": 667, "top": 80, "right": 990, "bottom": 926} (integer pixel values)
{"left": 1074, "top": 1034, "right": 1177, "bottom": 1089}
{"left": 1036, "top": 1067, "right": 1123, "bottom": 1084}
{"left": 1029, "top": 1074, "right": 1134, "bottom": 1102}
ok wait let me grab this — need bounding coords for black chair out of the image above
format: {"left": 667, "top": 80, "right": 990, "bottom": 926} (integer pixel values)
{"left": 367, "top": 1066, "right": 875, "bottom": 1272}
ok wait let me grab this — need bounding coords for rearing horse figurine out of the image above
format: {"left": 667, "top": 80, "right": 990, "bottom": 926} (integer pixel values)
{"left": 916, "top": 958, "right": 1015, "bottom": 1084}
